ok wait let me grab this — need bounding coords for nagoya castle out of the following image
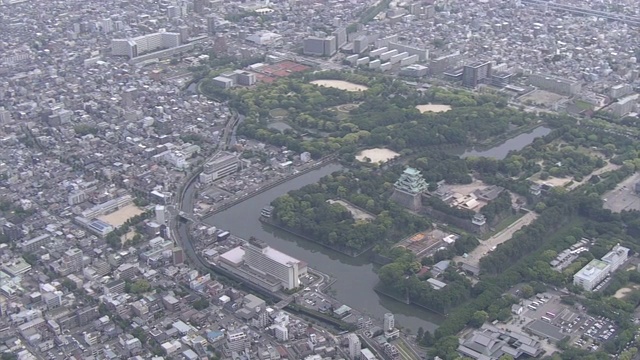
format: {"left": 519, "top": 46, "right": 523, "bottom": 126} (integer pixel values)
{"left": 391, "top": 167, "right": 429, "bottom": 211}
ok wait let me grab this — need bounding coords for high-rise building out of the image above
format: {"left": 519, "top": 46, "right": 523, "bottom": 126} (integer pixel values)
{"left": 226, "top": 329, "right": 247, "bottom": 353}
{"left": 528, "top": 73, "right": 582, "bottom": 95}
{"left": 462, "top": 61, "right": 492, "bottom": 88}
{"left": 303, "top": 36, "right": 337, "bottom": 57}
{"left": 207, "top": 16, "right": 216, "bottom": 35}
{"left": 383, "top": 313, "right": 395, "bottom": 332}
{"left": 347, "top": 333, "right": 361, "bottom": 359}
{"left": 194, "top": 0, "right": 206, "bottom": 13}
{"left": 155, "top": 205, "right": 166, "bottom": 224}
{"left": 172, "top": 248, "right": 185, "bottom": 265}
{"left": 63, "top": 248, "right": 84, "bottom": 274}
{"left": 244, "top": 238, "right": 302, "bottom": 290}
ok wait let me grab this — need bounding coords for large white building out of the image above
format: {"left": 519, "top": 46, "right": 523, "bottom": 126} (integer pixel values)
{"left": 218, "top": 239, "right": 307, "bottom": 291}
{"left": 244, "top": 238, "right": 302, "bottom": 290}
{"left": 111, "top": 31, "right": 181, "bottom": 59}
{"left": 199, "top": 151, "right": 239, "bottom": 184}
{"left": 347, "top": 333, "right": 361, "bottom": 360}
{"left": 574, "top": 244, "right": 629, "bottom": 291}
{"left": 383, "top": 313, "right": 394, "bottom": 332}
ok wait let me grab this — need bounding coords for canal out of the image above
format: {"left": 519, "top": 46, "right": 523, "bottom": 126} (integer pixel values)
{"left": 201, "top": 163, "right": 444, "bottom": 333}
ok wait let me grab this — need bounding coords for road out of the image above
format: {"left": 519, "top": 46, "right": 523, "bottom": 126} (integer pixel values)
{"left": 454, "top": 211, "right": 539, "bottom": 268}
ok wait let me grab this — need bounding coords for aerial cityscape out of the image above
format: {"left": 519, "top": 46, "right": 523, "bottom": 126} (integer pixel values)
{"left": 1, "top": 0, "right": 640, "bottom": 360}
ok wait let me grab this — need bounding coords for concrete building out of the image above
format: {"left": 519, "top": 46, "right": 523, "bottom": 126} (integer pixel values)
{"left": 244, "top": 238, "right": 302, "bottom": 290}
{"left": 347, "top": 333, "right": 361, "bottom": 359}
{"left": 388, "top": 42, "right": 429, "bottom": 61}
{"left": 574, "top": 244, "right": 629, "bottom": 291}
{"left": 400, "top": 64, "right": 429, "bottom": 77}
{"left": 303, "top": 36, "right": 337, "bottom": 57}
{"left": 199, "top": 151, "right": 239, "bottom": 184}
{"left": 462, "top": 61, "right": 492, "bottom": 88}
{"left": 528, "top": 73, "right": 582, "bottom": 95}
{"left": 226, "top": 329, "right": 247, "bottom": 353}
{"left": 601, "top": 244, "right": 629, "bottom": 272}
{"left": 211, "top": 76, "right": 234, "bottom": 90}
{"left": 233, "top": 70, "right": 257, "bottom": 86}
{"left": 573, "top": 259, "right": 610, "bottom": 291}
{"left": 111, "top": 31, "right": 182, "bottom": 59}
{"left": 610, "top": 84, "right": 633, "bottom": 99}
{"left": 609, "top": 95, "right": 637, "bottom": 118}
{"left": 383, "top": 313, "right": 394, "bottom": 332}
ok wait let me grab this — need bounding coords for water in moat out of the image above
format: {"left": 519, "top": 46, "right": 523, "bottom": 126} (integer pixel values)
{"left": 201, "top": 126, "right": 552, "bottom": 332}
{"left": 202, "top": 163, "right": 444, "bottom": 333}
{"left": 450, "top": 126, "right": 552, "bottom": 160}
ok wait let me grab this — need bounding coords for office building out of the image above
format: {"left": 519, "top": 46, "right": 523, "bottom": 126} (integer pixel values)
{"left": 155, "top": 205, "right": 166, "bottom": 224}
{"left": 601, "top": 244, "right": 629, "bottom": 272}
{"left": 388, "top": 42, "right": 429, "bottom": 61}
{"left": 383, "top": 313, "right": 394, "bottom": 332}
{"left": 353, "top": 35, "right": 369, "bottom": 54}
{"left": 332, "top": 27, "right": 348, "bottom": 49}
{"left": 172, "top": 247, "right": 185, "bottom": 265}
{"left": 218, "top": 239, "right": 307, "bottom": 291}
{"left": 111, "top": 32, "right": 182, "bottom": 59}
{"left": 207, "top": 16, "right": 216, "bottom": 34}
{"left": 226, "top": 329, "right": 247, "bottom": 353}
{"left": 233, "top": 70, "right": 256, "bottom": 86}
{"left": 63, "top": 248, "right": 84, "bottom": 274}
{"left": 199, "top": 151, "right": 239, "bottom": 184}
{"left": 609, "top": 95, "right": 638, "bottom": 118}
{"left": 244, "top": 238, "right": 302, "bottom": 290}
{"left": 400, "top": 64, "right": 428, "bottom": 78}
{"left": 573, "top": 259, "right": 610, "bottom": 291}
{"left": 303, "top": 36, "right": 337, "bottom": 57}
{"left": 347, "top": 333, "right": 361, "bottom": 360}
{"left": 462, "top": 61, "right": 492, "bottom": 88}
{"left": 610, "top": 84, "right": 633, "bottom": 99}
{"left": 574, "top": 244, "right": 630, "bottom": 291}
{"left": 528, "top": 73, "right": 582, "bottom": 95}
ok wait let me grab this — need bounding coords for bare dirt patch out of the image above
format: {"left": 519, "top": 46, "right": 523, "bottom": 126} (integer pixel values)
{"left": 614, "top": 285, "right": 640, "bottom": 299}
{"left": 327, "top": 199, "right": 375, "bottom": 221}
{"left": 355, "top": 148, "right": 400, "bottom": 164}
{"left": 98, "top": 204, "right": 145, "bottom": 227}
{"left": 415, "top": 104, "right": 452, "bottom": 113}
{"left": 310, "top": 80, "right": 369, "bottom": 92}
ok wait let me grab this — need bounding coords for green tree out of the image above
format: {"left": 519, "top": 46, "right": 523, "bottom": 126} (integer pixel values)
{"left": 520, "top": 284, "right": 534, "bottom": 298}
{"left": 469, "top": 311, "right": 488, "bottom": 328}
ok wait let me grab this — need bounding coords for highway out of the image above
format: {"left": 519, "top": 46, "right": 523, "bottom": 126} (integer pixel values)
{"left": 521, "top": 0, "right": 640, "bottom": 26}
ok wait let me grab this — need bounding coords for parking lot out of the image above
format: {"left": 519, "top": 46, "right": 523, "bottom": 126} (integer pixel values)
{"left": 515, "top": 293, "right": 617, "bottom": 352}
{"left": 602, "top": 172, "right": 640, "bottom": 212}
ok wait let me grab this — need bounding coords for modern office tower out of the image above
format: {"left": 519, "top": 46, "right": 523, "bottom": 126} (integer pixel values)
{"left": 462, "top": 61, "right": 492, "bottom": 88}
{"left": 383, "top": 313, "right": 395, "bottom": 332}
{"left": 347, "top": 333, "right": 361, "bottom": 359}
{"left": 303, "top": 36, "right": 337, "bottom": 57}
{"left": 244, "top": 238, "right": 302, "bottom": 290}
{"left": 528, "top": 73, "right": 582, "bottom": 95}
{"left": 199, "top": 151, "right": 239, "bottom": 184}
{"left": 111, "top": 32, "right": 182, "bottom": 59}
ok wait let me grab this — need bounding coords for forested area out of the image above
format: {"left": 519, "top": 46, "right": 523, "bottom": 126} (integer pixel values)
{"left": 433, "top": 167, "right": 640, "bottom": 359}
{"left": 376, "top": 236, "right": 480, "bottom": 314}
{"left": 270, "top": 169, "right": 431, "bottom": 255}
{"left": 229, "top": 71, "right": 540, "bottom": 159}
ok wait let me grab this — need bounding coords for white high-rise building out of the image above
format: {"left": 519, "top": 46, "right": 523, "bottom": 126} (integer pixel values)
{"left": 383, "top": 313, "right": 395, "bottom": 332}
{"left": 347, "top": 333, "right": 361, "bottom": 359}
{"left": 244, "top": 238, "right": 302, "bottom": 290}
{"left": 155, "top": 205, "right": 166, "bottom": 224}
{"left": 111, "top": 31, "right": 181, "bottom": 59}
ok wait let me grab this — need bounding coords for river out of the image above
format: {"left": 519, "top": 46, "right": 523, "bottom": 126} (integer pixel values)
{"left": 201, "top": 163, "right": 444, "bottom": 333}
{"left": 450, "top": 126, "right": 552, "bottom": 160}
